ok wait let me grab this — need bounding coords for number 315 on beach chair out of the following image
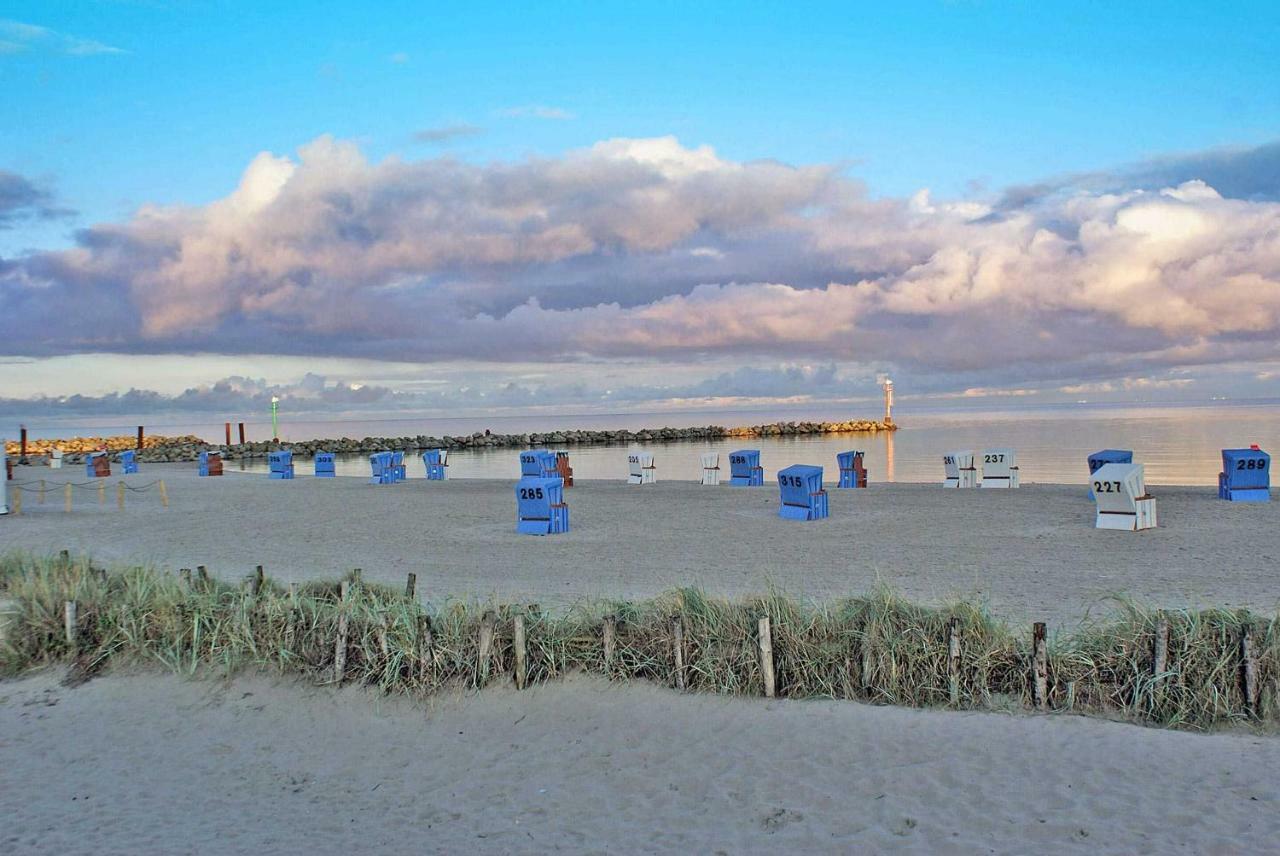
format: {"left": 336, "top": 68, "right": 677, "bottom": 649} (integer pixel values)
{"left": 777, "top": 465, "right": 828, "bottom": 521}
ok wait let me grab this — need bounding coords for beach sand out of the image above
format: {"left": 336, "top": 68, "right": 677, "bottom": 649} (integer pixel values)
{"left": 1, "top": 669, "right": 1277, "bottom": 854}
{"left": 3, "top": 464, "right": 1278, "bottom": 625}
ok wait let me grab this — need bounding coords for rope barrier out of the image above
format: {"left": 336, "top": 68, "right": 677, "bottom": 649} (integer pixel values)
{"left": 8, "top": 479, "right": 165, "bottom": 492}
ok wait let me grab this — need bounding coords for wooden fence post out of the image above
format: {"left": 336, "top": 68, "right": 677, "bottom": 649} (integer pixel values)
{"left": 158, "top": 480, "right": 168, "bottom": 508}
{"left": 333, "top": 580, "right": 350, "bottom": 684}
{"left": 1242, "top": 626, "right": 1259, "bottom": 718}
{"left": 602, "top": 614, "right": 617, "bottom": 675}
{"left": 404, "top": 572, "right": 416, "bottom": 599}
{"left": 98, "top": 482, "right": 105, "bottom": 504}
{"left": 11, "top": 490, "right": 19, "bottom": 515}
{"left": 251, "top": 565, "right": 264, "bottom": 596}
{"left": 1032, "top": 622, "right": 1048, "bottom": 711}
{"left": 116, "top": 482, "right": 125, "bottom": 511}
{"left": 948, "top": 617, "right": 961, "bottom": 706}
{"left": 64, "top": 483, "right": 72, "bottom": 513}
{"left": 179, "top": 568, "right": 192, "bottom": 589}
{"left": 417, "top": 614, "right": 434, "bottom": 685}
{"left": 196, "top": 566, "right": 208, "bottom": 589}
{"left": 758, "top": 615, "right": 776, "bottom": 699}
{"left": 672, "top": 615, "right": 685, "bottom": 691}
{"left": 477, "top": 611, "right": 496, "bottom": 688}
{"left": 513, "top": 613, "right": 528, "bottom": 690}
{"left": 64, "top": 600, "right": 77, "bottom": 651}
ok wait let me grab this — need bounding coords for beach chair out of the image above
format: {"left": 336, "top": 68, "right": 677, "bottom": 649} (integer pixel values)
{"left": 49, "top": 449, "right": 63, "bottom": 470}
{"left": 119, "top": 449, "right": 139, "bottom": 475}
{"left": 198, "top": 450, "right": 223, "bottom": 477}
{"left": 728, "top": 449, "right": 763, "bottom": 486}
{"left": 86, "top": 451, "right": 111, "bottom": 478}
{"left": 368, "top": 451, "right": 394, "bottom": 485}
{"left": 555, "top": 451, "right": 574, "bottom": 487}
{"left": 1219, "top": 447, "right": 1270, "bottom": 502}
{"left": 778, "top": 464, "right": 829, "bottom": 521}
{"left": 314, "top": 452, "right": 336, "bottom": 478}
{"left": 980, "top": 449, "right": 1019, "bottom": 488}
{"left": 627, "top": 449, "right": 656, "bottom": 484}
{"left": 519, "top": 449, "right": 558, "bottom": 479}
{"left": 836, "top": 451, "right": 867, "bottom": 488}
{"left": 700, "top": 452, "right": 721, "bottom": 486}
{"left": 942, "top": 451, "right": 976, "bottom": 488}
{"left": 1091, "top": 462, "right": 1157, "bottom": 530}
{"left": 422, "top": 449, "right": 448, "bottom": 480}
{"left": 268, "top": 449, "right": 295, "bottom": 480}
{"left": 1087, "top": 449, "right": 1132, "bottom": 498}
{"left": 515, "top": 476, "right": 569, "bottom": 535}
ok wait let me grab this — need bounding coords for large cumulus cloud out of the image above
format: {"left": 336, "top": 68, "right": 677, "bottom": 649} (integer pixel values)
{"left": 3, "top": 135, "right": 1279, "bottom": 388}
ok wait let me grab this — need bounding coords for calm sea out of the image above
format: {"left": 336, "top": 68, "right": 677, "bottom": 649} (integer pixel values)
{"left": 30, "top": 401, "right": 1273, "bottom": 485}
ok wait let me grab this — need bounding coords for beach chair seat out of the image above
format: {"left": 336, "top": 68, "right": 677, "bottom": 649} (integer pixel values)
{"left": 49, "top": 449, "right": 64, "bottom": 470}
{"left": 836, "top": 450, "right": 868, "bottom": 488}
{"left": 728, "top": 449, "right": 763, "bottom": 486}
{"left": 516, "top": 476, "right": 569, "bottom": 535}
{"left": 627, "top": 449, "right": 656, "bottom": 484}
{"left": 422, "top": 448, "right": 448, "bottom": 481}
{"left": 119, "top": 450, "right": 139, "bottom": 475}
{"left": 700, "top": 452, "right": 721, "bottom": 486}
{"left": 1219, "top": 447, "right": 1270, "bottom": 502}
{"left": 942, "top": 451, "right": 976, "bottom": 488}
{"left": 199, "top": 450, "right": 223, "bottom": 477}
{"left": 555, "top": 451, "right": 574, "bottom": 487}
{"left": 1091, "top": 463, "right": 1157, "bottom": 531}
{"left": 778, "top": 464, "right": 828, "bottom": 521}
{"left": 87, "top": 451, "right": 111, "bottom": 478}
{"left": 1087, "top": 449, "right": 1132, "bottom": 498}
{"left": 391, "top": 450, "right": 406, "bottom": 482}
{"left": 314, "top": 452, "right": 336, "bottom": 477}
{"left": 980, "top": 449, "right": 1019, "bottom": 488}
{"left": 268, "top": 449, "right": 294, "bottom": 480}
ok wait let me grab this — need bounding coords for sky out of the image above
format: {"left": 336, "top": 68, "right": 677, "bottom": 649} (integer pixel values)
{"left": 1, "top": 1, "right": 1279, "bottom": 422}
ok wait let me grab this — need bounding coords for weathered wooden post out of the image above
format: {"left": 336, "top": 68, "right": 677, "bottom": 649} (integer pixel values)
{"left": 758, "top": 615, "right": 776, "bottom": 699}
{"left": 179, "top": 568, "right": 192, "bottom": 589}
{"left": 64, "top": 483, "right": 72, "bottom": 513}
{"left": 513, "top": 613, "right": 528, "bottom": 690}
{"left": 64, "top": 600, "right": 77, "bottom": 651}
{"left": 1242, "top": 625, "right": 1260, "bottom": 718}
{"left": 225, "top": 422, "right": 232, "bottom": 446}
{"left": 948, "top": 617, "right": 961, "bottom": 706}
{"left": 1032, "top": 622, "right": 1048, "bottom": 711}
{"left": 251, "top": 565, "right": 264, "bottom": 596}
{"left": 158, "top": 480, "right": 169, "bottom": 508}
{"left": 477, "top": 611, "right": 496, "bottom": 688}
{"left": 602, "top": 614, "right": 617, "bottom": 676}
{"left": 671, "top": 615, "right": 685, "bottom": 691}
{"left": 404, "top": 573, "right": 416, "bottom": 599}
{"left": 238, "top": 423, "right": 246, "bottom": 445}
{"left": 333, "top": 580, "right": 350, "bottom": 684}
{"left": 98, "top": 481, "right": 105, "bottom": 504}
{"left": 417, "top": 614, "right": 434, "bottom": 684}
{"left": 137, "top": 426, "right": 144, "bottom": 450}
{"left": 117, "top": 481, "right": 125, "bottom": 510}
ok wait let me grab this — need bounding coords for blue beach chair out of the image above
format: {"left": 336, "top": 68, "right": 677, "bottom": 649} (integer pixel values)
{"left": 778, "top": 464, "right": 829, "bottom": 520}
{"left": 515, "top": 476, "right": 569, "bottom": 535}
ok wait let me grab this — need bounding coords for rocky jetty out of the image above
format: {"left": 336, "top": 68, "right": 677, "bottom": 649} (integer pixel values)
{"left": 11, "top": 419, "right": 895, "bottom": 465}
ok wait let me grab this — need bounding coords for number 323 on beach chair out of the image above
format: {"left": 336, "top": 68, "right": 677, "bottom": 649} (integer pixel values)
{"left": 778, "top": 464, "right": 828, "bottom": 521}
{"left": 515, "top": 476, "right": 569, "bottom": 535}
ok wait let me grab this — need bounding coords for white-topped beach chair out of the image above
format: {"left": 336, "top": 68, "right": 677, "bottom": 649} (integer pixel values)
{"left": 1091, "top": 463, "right": 1157, "bottom": 531}
{"left": 943, "top": 451, "right": 977, "bottom": 488}
{"left": 980, "top": 449, "right": 1019, "bottom": 488}
{"left": 700, "top": 452, "right": 721, "bottom": 485}
{"left": 627, "top": 449, "right": 656, "bottom": 484}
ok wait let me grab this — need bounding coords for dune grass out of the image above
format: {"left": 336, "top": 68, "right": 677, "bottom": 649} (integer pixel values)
{"left": 1, "top": 551, "right": 1274, "bottom": 731}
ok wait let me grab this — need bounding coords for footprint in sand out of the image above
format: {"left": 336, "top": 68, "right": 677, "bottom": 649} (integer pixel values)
{"left": 760, "top": 808, "right": 804, "bottom": 832}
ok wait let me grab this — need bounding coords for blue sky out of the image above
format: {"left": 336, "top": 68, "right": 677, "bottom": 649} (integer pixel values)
{"left": 2, "top": 1, "right": 1279, "bottom": 418}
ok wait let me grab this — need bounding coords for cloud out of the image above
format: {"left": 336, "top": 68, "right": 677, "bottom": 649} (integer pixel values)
{"left": 388, "top": 51, "right": 409, "bottom": 64}
{"left": 412, "top": 123, "right": 484, "bottom": 144}
{"left": 0, "top": 170, "right": 75, "bottom": 227}
{"left": 0, "top": 19, "right": 125, "bottom": 56}
{"left": 2, "top": 134, "right": 1279, "bottom": 400}
{"left": 499, "top": 104, "right": 576, "bottom": 120}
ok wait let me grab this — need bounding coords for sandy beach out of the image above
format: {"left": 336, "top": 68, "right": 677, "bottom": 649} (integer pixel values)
{"left": 4, "top": 464, "right": 1278, "bottom": 625}
{"left": 0, "top": 669, "right": 1275, "bottom": 854}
